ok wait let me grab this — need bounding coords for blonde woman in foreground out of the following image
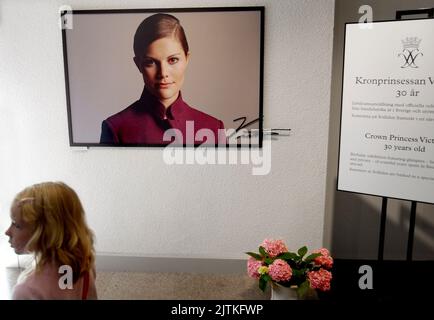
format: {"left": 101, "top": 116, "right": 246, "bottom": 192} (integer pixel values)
{"left": 5, "top": 182, "right": 97, "bottom": 299}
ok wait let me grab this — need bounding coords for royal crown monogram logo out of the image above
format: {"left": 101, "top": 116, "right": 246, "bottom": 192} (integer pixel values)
{"left": 398, "top": 37, "right": 423, "bottom": 68}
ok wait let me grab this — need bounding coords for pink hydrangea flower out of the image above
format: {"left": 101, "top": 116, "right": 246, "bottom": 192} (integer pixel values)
{"left": 308, "top": 269, "right": 332, "bottom": 291}
{"left": 260, "top": 239, "right": 288, "bottom": 258}
{"left": 268, "top": 259, "right": 292, "bottom": 282}
{"left": 313, "top": 248, "right": 333, "bottom": 269}
{"left": 247, "top": 257, "right": 263, "bottom": 279}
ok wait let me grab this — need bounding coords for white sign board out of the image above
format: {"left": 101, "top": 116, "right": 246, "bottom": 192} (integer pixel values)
{"left": 338, "top": 19, "right": 434, "bottom": 203}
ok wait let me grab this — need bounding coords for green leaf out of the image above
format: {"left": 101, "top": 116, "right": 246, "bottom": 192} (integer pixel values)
{"left": 278, "top": 252, "right": 298, "bottom": 260}
{"left": 262, "top": 274, "right": 271, "bottom": 282}
{"left": 246, "top": 252, "right": 262, "bottom": 260}
{"left": 259, "top": 276, "right": 268, "bottom": 292}
{"left": 297, "top": 280, "right": 310, "bottom": 299}
{"left": 264, "top": 257, "right": 274, "bottom": 265}
{"left": 297, "top": 246, "right": 308, "bottom": 258}
{"left": 259, "top": 246, "right": 267, "bottom": 257}
{"left": 297, "top": 280, "right": 319, "bottom": 300}
{"left": 291, "top": 268, "right": 305, "bottom": 278}
{"left": 304, "top": 253, "right": 321, "bottom": 263}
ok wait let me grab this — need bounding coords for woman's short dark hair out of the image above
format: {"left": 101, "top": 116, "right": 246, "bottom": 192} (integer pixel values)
{"left": 133, "top": 13, "right": 189, "bottom": 58}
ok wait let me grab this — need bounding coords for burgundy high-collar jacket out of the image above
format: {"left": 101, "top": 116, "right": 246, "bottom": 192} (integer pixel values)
{"left": 100, "top": 88, "right": 226, "bottom": 146}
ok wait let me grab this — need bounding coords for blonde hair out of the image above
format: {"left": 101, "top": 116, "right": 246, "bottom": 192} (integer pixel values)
{"left": 13, "top": 182, "right": 95, "bottom": 282}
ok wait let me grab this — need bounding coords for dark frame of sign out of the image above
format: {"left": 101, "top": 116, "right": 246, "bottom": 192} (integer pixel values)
{"left": 61, "top": 7, "right": 264, "bottom": 147}
{"left": 337, "top": 10, "right": 434, "bottom": 264}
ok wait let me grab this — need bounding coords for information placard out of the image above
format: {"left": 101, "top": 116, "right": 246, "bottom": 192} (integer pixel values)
{"left": 338, "top": 19, "right": 434, "bottom": 203}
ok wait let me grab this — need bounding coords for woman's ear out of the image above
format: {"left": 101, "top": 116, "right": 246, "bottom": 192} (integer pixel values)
{"left": 186, "top": 52, "right": 191, "bottom": 65}
{"left": 133, "top": 56, "right": 142, "bottom": 73}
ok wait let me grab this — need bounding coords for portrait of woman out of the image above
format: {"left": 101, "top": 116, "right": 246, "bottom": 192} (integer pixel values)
{"left": 63, "top": 9, "right": 263, "bottom": 146}
{"left": 100, "top": 13, "right": 226, "bottom": 146}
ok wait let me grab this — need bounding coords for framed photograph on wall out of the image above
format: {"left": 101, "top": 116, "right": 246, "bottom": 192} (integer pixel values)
{"left": 61, "top": 7, "right": 264, "bottom": 147}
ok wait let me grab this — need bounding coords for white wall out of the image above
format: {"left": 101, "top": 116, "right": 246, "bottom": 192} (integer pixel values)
{"left": 0, "top": 0, "right": 335, "bottom": 261}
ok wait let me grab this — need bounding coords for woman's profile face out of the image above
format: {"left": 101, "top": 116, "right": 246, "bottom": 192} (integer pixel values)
{"left": 138, "top": 36, "right": 189, "bottom": 107}
{"left": 4, "top": 204, "right": 33, "bottom": 255}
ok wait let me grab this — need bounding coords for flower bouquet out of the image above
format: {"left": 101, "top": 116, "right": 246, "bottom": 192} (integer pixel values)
{"left": 246, "top": 239, "right": 333, "bottom": 299}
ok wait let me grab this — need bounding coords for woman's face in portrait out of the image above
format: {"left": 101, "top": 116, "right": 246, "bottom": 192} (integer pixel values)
{"left": 4, "top": 204, "right": 33, "bottom": 255}
{"left": 139, "top": 36, "right": 190, "bottom": 107}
